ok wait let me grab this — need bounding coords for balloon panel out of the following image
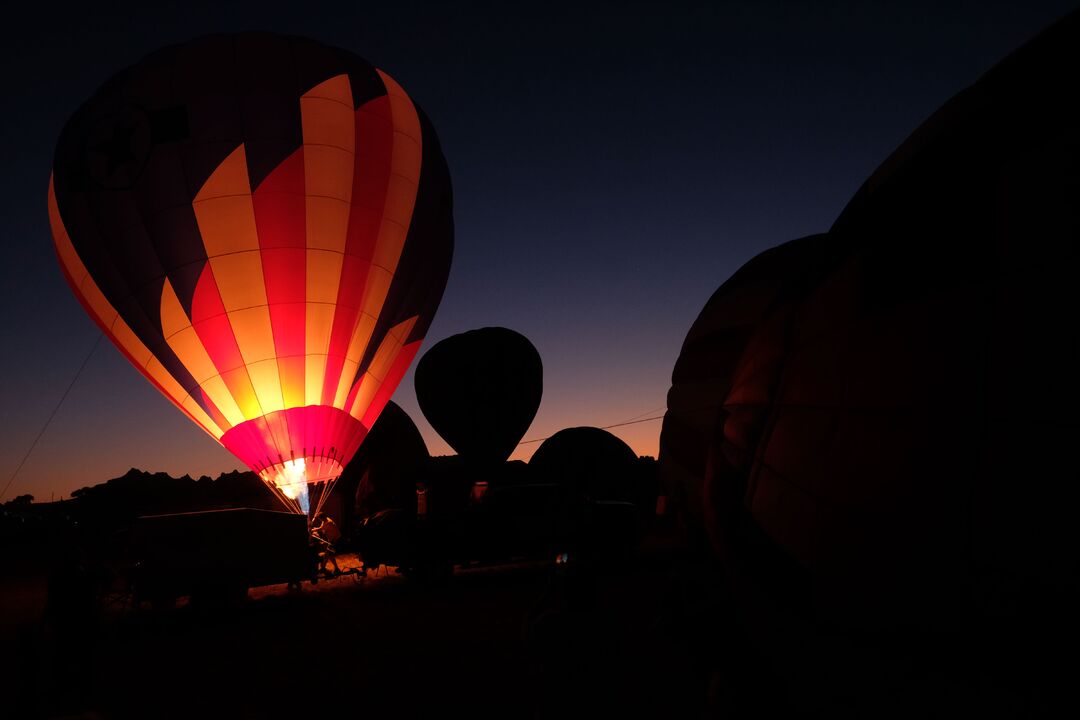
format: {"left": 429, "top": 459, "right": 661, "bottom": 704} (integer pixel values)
{"left": 50, "top": 35, "right": 453, "bottom": 499}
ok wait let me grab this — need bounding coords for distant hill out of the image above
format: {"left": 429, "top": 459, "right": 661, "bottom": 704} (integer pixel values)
{"left": 68, "top": 467, "right": 279, "bottom": 520}
{"left": 2, "top": 468, "right": 280, "bottom": 545}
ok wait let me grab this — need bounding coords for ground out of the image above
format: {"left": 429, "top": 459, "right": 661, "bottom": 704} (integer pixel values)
{"left": 2, "top": 547, "right": 702, "bottom": 719}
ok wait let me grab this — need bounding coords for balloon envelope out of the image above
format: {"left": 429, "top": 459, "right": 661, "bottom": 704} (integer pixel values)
{"left": 50, "top": 34, "right": 453, "bottom": 512}
{"left": 530, "top": 427, "right": 637, "bottom": 502}
{"left": 414, "top": 327, "right": 542, "bottom": 466}
{"left": 344, "top": 400, "right": 429, "bottom": 518}
{"left": 661, "top": 10, "right": 1080, "bottom": 708}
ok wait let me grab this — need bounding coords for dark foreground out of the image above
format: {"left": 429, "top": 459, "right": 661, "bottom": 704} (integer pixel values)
{"left": 5, "top": 537, "right": 1076, "bottom": 719}
{"left": 2, "top": 545, "right": 703, "bottom": 720}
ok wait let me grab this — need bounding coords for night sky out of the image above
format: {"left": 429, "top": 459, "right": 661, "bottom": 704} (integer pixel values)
{"left": 2, "top": 0, "right": 1076, "bottom": 500}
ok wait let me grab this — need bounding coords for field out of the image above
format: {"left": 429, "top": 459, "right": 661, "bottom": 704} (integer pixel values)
{"left": 3, "top": 546, "right": 702, "bottom": 719}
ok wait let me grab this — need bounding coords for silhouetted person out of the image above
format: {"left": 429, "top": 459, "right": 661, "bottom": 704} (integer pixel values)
{"left": 311, "top": 512, "right": 341, "bottom": 574}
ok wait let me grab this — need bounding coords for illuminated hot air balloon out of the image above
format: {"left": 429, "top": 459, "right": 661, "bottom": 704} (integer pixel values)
{"left": 49, "top": 34, "right": 453, "bottom": 515}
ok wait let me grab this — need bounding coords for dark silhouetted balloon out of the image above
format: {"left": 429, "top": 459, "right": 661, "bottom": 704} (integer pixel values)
{"left": 530, "top": 427, "right": 637, "bottom": 501}
{"left": 339, "top": 401, "right": 428, "bottom": 519}
{"left": 661, "top": 11, "right": 1080, "bottom": 712}
{"left": 49, "top": 34, "right": 453, "bottom": 514}
{"left": 414, "top": 327, "right": 542, "bottom": 466}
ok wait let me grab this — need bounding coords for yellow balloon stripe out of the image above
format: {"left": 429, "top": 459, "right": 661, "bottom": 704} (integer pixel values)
{"left": 348, "top": 315, "right": 418, "bottom": 421}
{"left": 302, "top": 74, "right": 356, "bottom": 406}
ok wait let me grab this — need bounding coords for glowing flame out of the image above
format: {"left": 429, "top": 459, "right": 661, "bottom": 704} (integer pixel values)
{"left": 276, "top": 458, "right": 306, "bottom": 497}
{"left": 267, "top": 458, "right": 310, "bottom": 513}
{"left": 257, "top": 456, "right": 345, "bottom": 515}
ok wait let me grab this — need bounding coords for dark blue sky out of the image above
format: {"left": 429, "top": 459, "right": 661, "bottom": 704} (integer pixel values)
{"left": 2, "top": 0, "right": 1076, "bottom": 499}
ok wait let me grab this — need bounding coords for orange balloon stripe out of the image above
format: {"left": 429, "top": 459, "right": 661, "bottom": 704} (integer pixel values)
{"left": 300, "top": 75, "right": 356, "bottom": 199}
{"left": 192, "top": 146, "right": 261, "bottom": 256}
{"left": 304, "top": 303, "right": 335, "bottom": 406}
{"left": 360, "top": 339, "right": 421, "bottom": 429}
{"left": 322, "top": 95, "right": 396, "bottom": 403}
{"left": 190, "top": 264, "right": 263, "bottom": 422}
{"left": 160, "top": 279, "right": 216, "bottom": 382}
{"left": 301, "top": 75, "right": 356, "bottom": 408}
{"left": 199, "top": 375, "right": 245, "bottom": 427}
{"left": 199, "top": 386, "right": 234, "bottom": 433}
{"left": 230, "top": 307, "right": 279, "bottom": 366}
{"left": 346, "top": 374, "right": 377, "bottom": 427}
{"left": 372, "top": 316, "right": 418, "bottom": 383}
{"left": 276, "top": 355, "right": 306, "bottom": 409}
{"left": 219, "top": 366, "right": 263, "bottom": 421}
{"left": 333, "top": 313, "right": 376, "bottom": 408}
{"left": 160, "top": 277, "right": 242, "bottom": 429}
{"left": 245, "top": 353, "right": 286, "bottom": 414}
{"left": 346, "top": 316, "right": 418, "bottom": 421}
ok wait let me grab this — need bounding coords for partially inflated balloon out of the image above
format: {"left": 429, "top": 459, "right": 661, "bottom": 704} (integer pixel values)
{"left": 661, "top": 11, "right": 1080, "bottom": 711}
{"left": 414, "top": 327, "right": 542, "bottom": 466}
{"left": 50, "top": 34, "right": 453, "bottom": 513}
{"left": 343, "top": 400, "right": 429, "bottom": 518}
{"left": 658, "top": 232, "right": 839, "bottom": 543}
{"left": 530, "top": 427, "right": 637, "bottom": 501}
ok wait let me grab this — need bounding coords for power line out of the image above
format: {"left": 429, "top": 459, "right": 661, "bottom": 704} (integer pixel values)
{"left": 601, "top": 414, "right": 667, "bottom": 431}
{"left": 0, "top": 333, "right": 103, "bottom": 503}
{"left": 517, "top": 413, "right": 666, "bottom": 446}
{"left": 622, "top": 405, "right": 668, "bottom": 423}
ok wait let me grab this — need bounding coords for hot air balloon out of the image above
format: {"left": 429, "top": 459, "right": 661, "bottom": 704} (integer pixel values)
{"left": 530, "top": 427, "right": 646, "bottom": 554}
{"left": 661, "top": 10, "right": 1080, "bottom": 712}
{"left": 530, "top": 427, "right": 637, "bottom": 502}
{"left": 414, "top": 327, "right": 543, "bottom": 469}
{"left": 341, "top": 400, "right": 429, "bottom": 519}
{"left": 49, "top": 34, "right": 453, "bottom": 517}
